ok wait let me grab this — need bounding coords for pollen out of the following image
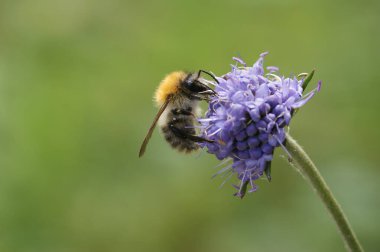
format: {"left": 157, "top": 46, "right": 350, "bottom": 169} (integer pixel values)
{"left": 154, "top": 71, "right": 186, "bottom": 106}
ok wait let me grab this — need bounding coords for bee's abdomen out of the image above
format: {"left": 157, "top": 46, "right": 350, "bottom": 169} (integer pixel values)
{"left": 161, "top": 116, "right": 199, "bottom": 153}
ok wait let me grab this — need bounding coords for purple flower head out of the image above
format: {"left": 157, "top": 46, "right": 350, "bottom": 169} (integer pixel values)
{"left": 199, "top": 53, "right": 321, "bottom": 198}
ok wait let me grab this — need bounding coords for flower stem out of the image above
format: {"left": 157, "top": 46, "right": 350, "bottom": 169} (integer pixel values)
{"left": 285, "top": 133, "right": 364, "bottom": 252}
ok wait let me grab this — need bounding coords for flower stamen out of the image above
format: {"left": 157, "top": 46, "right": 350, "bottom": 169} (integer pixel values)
{"left": 198, "top": 53, "right": 319, "bottom": 197}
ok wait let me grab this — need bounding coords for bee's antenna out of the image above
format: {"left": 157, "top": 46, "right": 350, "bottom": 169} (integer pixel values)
{"left": 197, "top": 69, "right": 219, "bottom": 84}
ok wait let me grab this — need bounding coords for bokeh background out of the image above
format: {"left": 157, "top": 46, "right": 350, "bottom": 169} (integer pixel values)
{"left": 1, "top": 0, "right": 379, "bottom": 251}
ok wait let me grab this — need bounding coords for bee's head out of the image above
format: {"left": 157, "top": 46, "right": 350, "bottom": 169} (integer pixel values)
{"left": 181, "top": 72, "right": 217, "bottom": 100}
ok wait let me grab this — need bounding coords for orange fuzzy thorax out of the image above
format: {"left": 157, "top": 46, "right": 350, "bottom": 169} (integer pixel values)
{"left": 154, "top": 71, "right": 187, "bottom": 106}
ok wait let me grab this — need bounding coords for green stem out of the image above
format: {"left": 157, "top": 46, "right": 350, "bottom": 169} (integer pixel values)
{"left": 285, "top": 133, "right": 364, "bottom": 252}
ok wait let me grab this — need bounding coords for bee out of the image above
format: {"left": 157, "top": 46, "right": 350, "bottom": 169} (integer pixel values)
{"left": 139, "top": 70, "right": 218, "bottom": 157}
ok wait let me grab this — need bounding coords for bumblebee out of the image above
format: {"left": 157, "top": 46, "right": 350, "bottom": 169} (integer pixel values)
{"left": 139, "top": 70, "right": 218, "bottom": 157}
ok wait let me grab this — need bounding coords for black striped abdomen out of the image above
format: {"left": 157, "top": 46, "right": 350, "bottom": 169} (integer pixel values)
{"left": 161, "top": 112, "right": 199, "bottom": 153}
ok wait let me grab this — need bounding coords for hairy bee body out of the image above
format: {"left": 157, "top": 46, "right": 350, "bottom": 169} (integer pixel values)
{"left": 139, "top": 70, "right": 218, "bottom": 157}
{"left": 158, "top": 102, "right": 200, "bottom": 153}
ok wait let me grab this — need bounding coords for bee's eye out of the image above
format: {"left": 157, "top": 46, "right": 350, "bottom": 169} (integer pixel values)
{"left": 184, "top": 80, "right": 207, "bottom": 93}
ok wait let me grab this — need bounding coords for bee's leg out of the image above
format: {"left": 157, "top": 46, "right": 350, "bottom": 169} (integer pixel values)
{"left": 169, "top": 124, "right": 213, "bottom": 143}
{"left": 188, "top": 93, "right": 213, "bottom": 102}
{"left": 186, "top": 134, "right": 214, "bottom": 143}
{"left": 194, "top": 83, "right": 218, "bottom": 96}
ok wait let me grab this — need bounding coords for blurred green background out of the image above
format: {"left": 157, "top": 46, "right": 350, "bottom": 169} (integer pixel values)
{"left": 0, "top": 0, "right": 379, "bottom": 251}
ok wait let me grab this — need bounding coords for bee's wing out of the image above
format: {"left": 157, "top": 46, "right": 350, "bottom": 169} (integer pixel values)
{"left": 138, "top": 98, "right": 171, "bottom": 157}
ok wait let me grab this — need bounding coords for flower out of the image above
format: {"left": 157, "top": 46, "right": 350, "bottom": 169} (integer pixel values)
{"left": 199, "top": 53, "right": 321, "bottom": 198}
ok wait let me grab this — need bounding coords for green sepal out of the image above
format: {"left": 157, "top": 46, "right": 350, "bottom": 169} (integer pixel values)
{"left": 234, "top": 180, "right": 249, "bottom": 199}
{"left": 301, "top": 69, "right": 315, "bottom": 91}
{"left": 292, "top": 69, "right": 316, "bottom": 116}
{"left": 264, "top": 161, "right": 272, "bottom": 182}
